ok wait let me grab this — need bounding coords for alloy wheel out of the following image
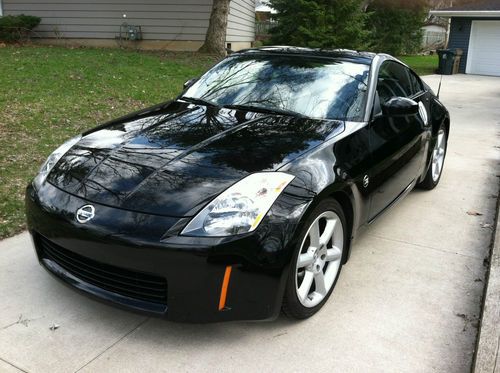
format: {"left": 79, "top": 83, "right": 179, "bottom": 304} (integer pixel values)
{"left": 295, "top": 210, "right": 344, "bottom": 308}
{"left": 432, "top": 129, "right": 446, "bottom": 182}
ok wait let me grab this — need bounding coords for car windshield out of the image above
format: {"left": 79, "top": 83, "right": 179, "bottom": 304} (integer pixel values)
{"left": 182, "top": 54, "right": 370, "bottom": 121}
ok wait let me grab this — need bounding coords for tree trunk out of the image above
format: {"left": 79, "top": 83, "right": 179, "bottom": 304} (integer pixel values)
{"left": 199, "top": 0, "right": 231, "bottom": 56}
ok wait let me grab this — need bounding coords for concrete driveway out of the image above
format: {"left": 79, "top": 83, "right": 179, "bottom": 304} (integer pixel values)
{"left": 1, "top": 74, "right": 499, "bottom": 373}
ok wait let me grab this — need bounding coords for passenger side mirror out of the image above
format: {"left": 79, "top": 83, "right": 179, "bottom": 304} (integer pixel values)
{"left": 381, "top": 97, "right": 419, "bottom": 117}
{"left": 183, "top": 78, "right": 198, "bottom": 90}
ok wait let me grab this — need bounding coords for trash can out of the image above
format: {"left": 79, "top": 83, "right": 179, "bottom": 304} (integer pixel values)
{"left": 437, "top": 49, "right": 462, "bottom": 75}
{"left": 452, "top": 48, "right": 463, "bottom": 74}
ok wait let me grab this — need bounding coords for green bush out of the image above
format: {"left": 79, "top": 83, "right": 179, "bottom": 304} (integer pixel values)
{"left": 0, "top": 14, "right": 41, "bottom": 41}
{"left": 366, "top": 1, "right": 427, "bottom": 55}
{"left": 268, "top": 0, "right": 369, "bottom": 50}
{"left": 267, "top": 0, "right": 427, "bottom": 56}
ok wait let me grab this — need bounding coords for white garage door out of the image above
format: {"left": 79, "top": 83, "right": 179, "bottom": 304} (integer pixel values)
{"left": 466, "top": 20, "right": 500, "bottom": 76}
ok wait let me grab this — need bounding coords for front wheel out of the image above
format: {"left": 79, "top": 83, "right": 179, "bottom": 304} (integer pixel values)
{"left": 418, "top": 124, "right": 448, "bottom": 190}
{"left": 282, "top": 198, "right": 346, "bottom": 319}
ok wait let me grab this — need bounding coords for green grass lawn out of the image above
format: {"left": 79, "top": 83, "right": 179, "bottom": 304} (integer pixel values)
{"left": 399, "top": 54, "right": 439, "bottom": 76}
{"left": 0, "top": 45, "right": 217, "bottom": 239}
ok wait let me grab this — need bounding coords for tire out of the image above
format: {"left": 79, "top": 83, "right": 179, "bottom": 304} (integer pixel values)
{"left": 417, "top": 124, "right": 448, "bottom": 190}
{"left": 282, "top": 198, "right": 346, "bottom": 319}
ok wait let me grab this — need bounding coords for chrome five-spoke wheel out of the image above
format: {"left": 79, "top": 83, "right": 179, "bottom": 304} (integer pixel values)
{"left": 432, "top": 129, "right": 446, "bottom": 182}
{"left": 295, "top": 210, "right": 344, "bottom": 308}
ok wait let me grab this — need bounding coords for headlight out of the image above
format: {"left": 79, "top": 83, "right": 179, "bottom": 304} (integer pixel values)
{"left": 181, "top": 172, "right": 295, "bottom": 237}
{"left": 33, "top": 135, "right": 82, "bottom": 187}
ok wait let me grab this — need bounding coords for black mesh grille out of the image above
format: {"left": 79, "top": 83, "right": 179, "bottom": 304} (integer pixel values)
{"left": 37, "top": 234, "right": 167, "bottom": 305}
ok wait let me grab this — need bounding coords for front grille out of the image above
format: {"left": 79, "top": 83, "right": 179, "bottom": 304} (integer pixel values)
{"left": 36, "top": 234, "right": 167, "bottom": 305}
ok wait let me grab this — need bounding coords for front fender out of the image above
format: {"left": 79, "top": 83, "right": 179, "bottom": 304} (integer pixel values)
{"left": 278, "top": 123, "right": 372, "bottom": 262}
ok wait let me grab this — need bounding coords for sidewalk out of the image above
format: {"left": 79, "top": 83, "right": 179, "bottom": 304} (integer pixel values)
{"left": 474, "top": 192, "right": 500, "bottom": 373}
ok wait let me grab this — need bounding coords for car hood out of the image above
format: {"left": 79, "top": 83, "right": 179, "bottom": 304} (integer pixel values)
{"left": 48, "top": 101, "right": 344, "bottom": 217}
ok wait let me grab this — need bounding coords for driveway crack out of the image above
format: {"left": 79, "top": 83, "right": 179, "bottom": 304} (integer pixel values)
{"left": 0, "top": 356, "right": 29, "bottom": 373}
{"left": 1, "top": 315, "right": 41, "bottom": 331}
{"left": 366, "top": 233, "right": 484, "bottom": 259}
{"left": 73, "top": 317, "right": 149, "bottom": 373}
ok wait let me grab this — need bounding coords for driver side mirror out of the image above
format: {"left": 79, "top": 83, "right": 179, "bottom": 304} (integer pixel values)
{"left": 381, "top": 97, "right": 419, "bottom": 117}
{"left": 183, "top": 78, "right": 198, "bottom": 90}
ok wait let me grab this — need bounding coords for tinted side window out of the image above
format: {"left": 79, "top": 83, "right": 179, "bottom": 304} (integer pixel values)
{"left": 408, "top": 70, "right": 424, "bottom": 96}
{"left": 377, "top": 61, "right": 412, "bottom": 103}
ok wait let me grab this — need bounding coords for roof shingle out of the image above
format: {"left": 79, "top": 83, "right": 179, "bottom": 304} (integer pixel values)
{"left": 439, "top": 0, "right": 500, "bottom": 11}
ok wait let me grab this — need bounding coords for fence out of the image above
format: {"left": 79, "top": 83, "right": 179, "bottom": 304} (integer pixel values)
{"left": 422, "top": 31, "right": 447, "bottom": 49}
{"left": 256, "top": 21, "right": 274, "bottom": 40}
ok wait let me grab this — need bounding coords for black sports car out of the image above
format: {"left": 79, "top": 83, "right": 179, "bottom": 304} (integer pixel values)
{"left": 26, "top": 47, "right": 449, "bottom": 322}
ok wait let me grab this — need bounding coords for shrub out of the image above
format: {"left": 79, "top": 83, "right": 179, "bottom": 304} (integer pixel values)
{"left": 0, "top": 14, "right": 41, "bottom": 42}
{"left": 268, "top": 0, "right": 369, "bottom": 50}
{"left": 366, "top": 0, "right": 427, "bottom": 56}
{"left": 266, "top": 0, "right": 428, "bottom": 56}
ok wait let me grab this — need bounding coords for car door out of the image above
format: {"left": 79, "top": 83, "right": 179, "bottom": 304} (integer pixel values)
{"left": 368, "top": 61, "right": 429, "bottom": 220}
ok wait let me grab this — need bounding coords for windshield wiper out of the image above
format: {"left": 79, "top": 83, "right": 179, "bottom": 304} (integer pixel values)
{"left": 180, "top": 96, "right": 219, "bottom": 108}
{"left": 222, "top": 104, "right": 307, "bottom": 118}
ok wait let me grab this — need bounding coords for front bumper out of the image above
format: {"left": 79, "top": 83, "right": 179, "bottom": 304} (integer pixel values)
{"left": 26, "top": 181, "right": 308, "bottom": 322}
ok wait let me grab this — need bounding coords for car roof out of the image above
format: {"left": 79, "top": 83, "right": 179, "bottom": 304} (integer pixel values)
{"left": 234, "top": 46, "right": 378, "bottom": 64}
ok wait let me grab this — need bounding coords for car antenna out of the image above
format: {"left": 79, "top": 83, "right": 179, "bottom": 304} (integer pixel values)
{"left": 437, "top": 74, "right": 443, "bottom": 99}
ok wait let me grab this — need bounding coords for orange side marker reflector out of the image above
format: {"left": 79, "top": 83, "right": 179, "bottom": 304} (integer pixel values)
{"left": 218, "top": 265, "right": 232, "bottom": 311}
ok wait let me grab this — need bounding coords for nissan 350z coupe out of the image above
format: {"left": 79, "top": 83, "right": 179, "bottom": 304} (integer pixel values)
{"left": 26, "top": 47, "right": 450, "bottom": 322}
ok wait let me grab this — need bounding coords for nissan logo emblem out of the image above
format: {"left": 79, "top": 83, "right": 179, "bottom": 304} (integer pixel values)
{"left": 76, "top": 205, "right": 95, "bottom": 223}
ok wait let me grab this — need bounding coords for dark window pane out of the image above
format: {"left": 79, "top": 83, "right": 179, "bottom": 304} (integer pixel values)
{"left": 408, "top": 70, "right": 424, "bottom": 95}
{"left": 183, "top": 55, "right": 370, "bottom": 121}
{"left": 377, "top": 61, "right": 412, "bottom": 103}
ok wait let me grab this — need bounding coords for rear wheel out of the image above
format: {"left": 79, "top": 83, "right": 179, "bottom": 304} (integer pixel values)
{"left": 418, "top": 124, "right": 447, "bottom": 190}
{"left": 282, "top": 199, "right": 345, "bottom": 319}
